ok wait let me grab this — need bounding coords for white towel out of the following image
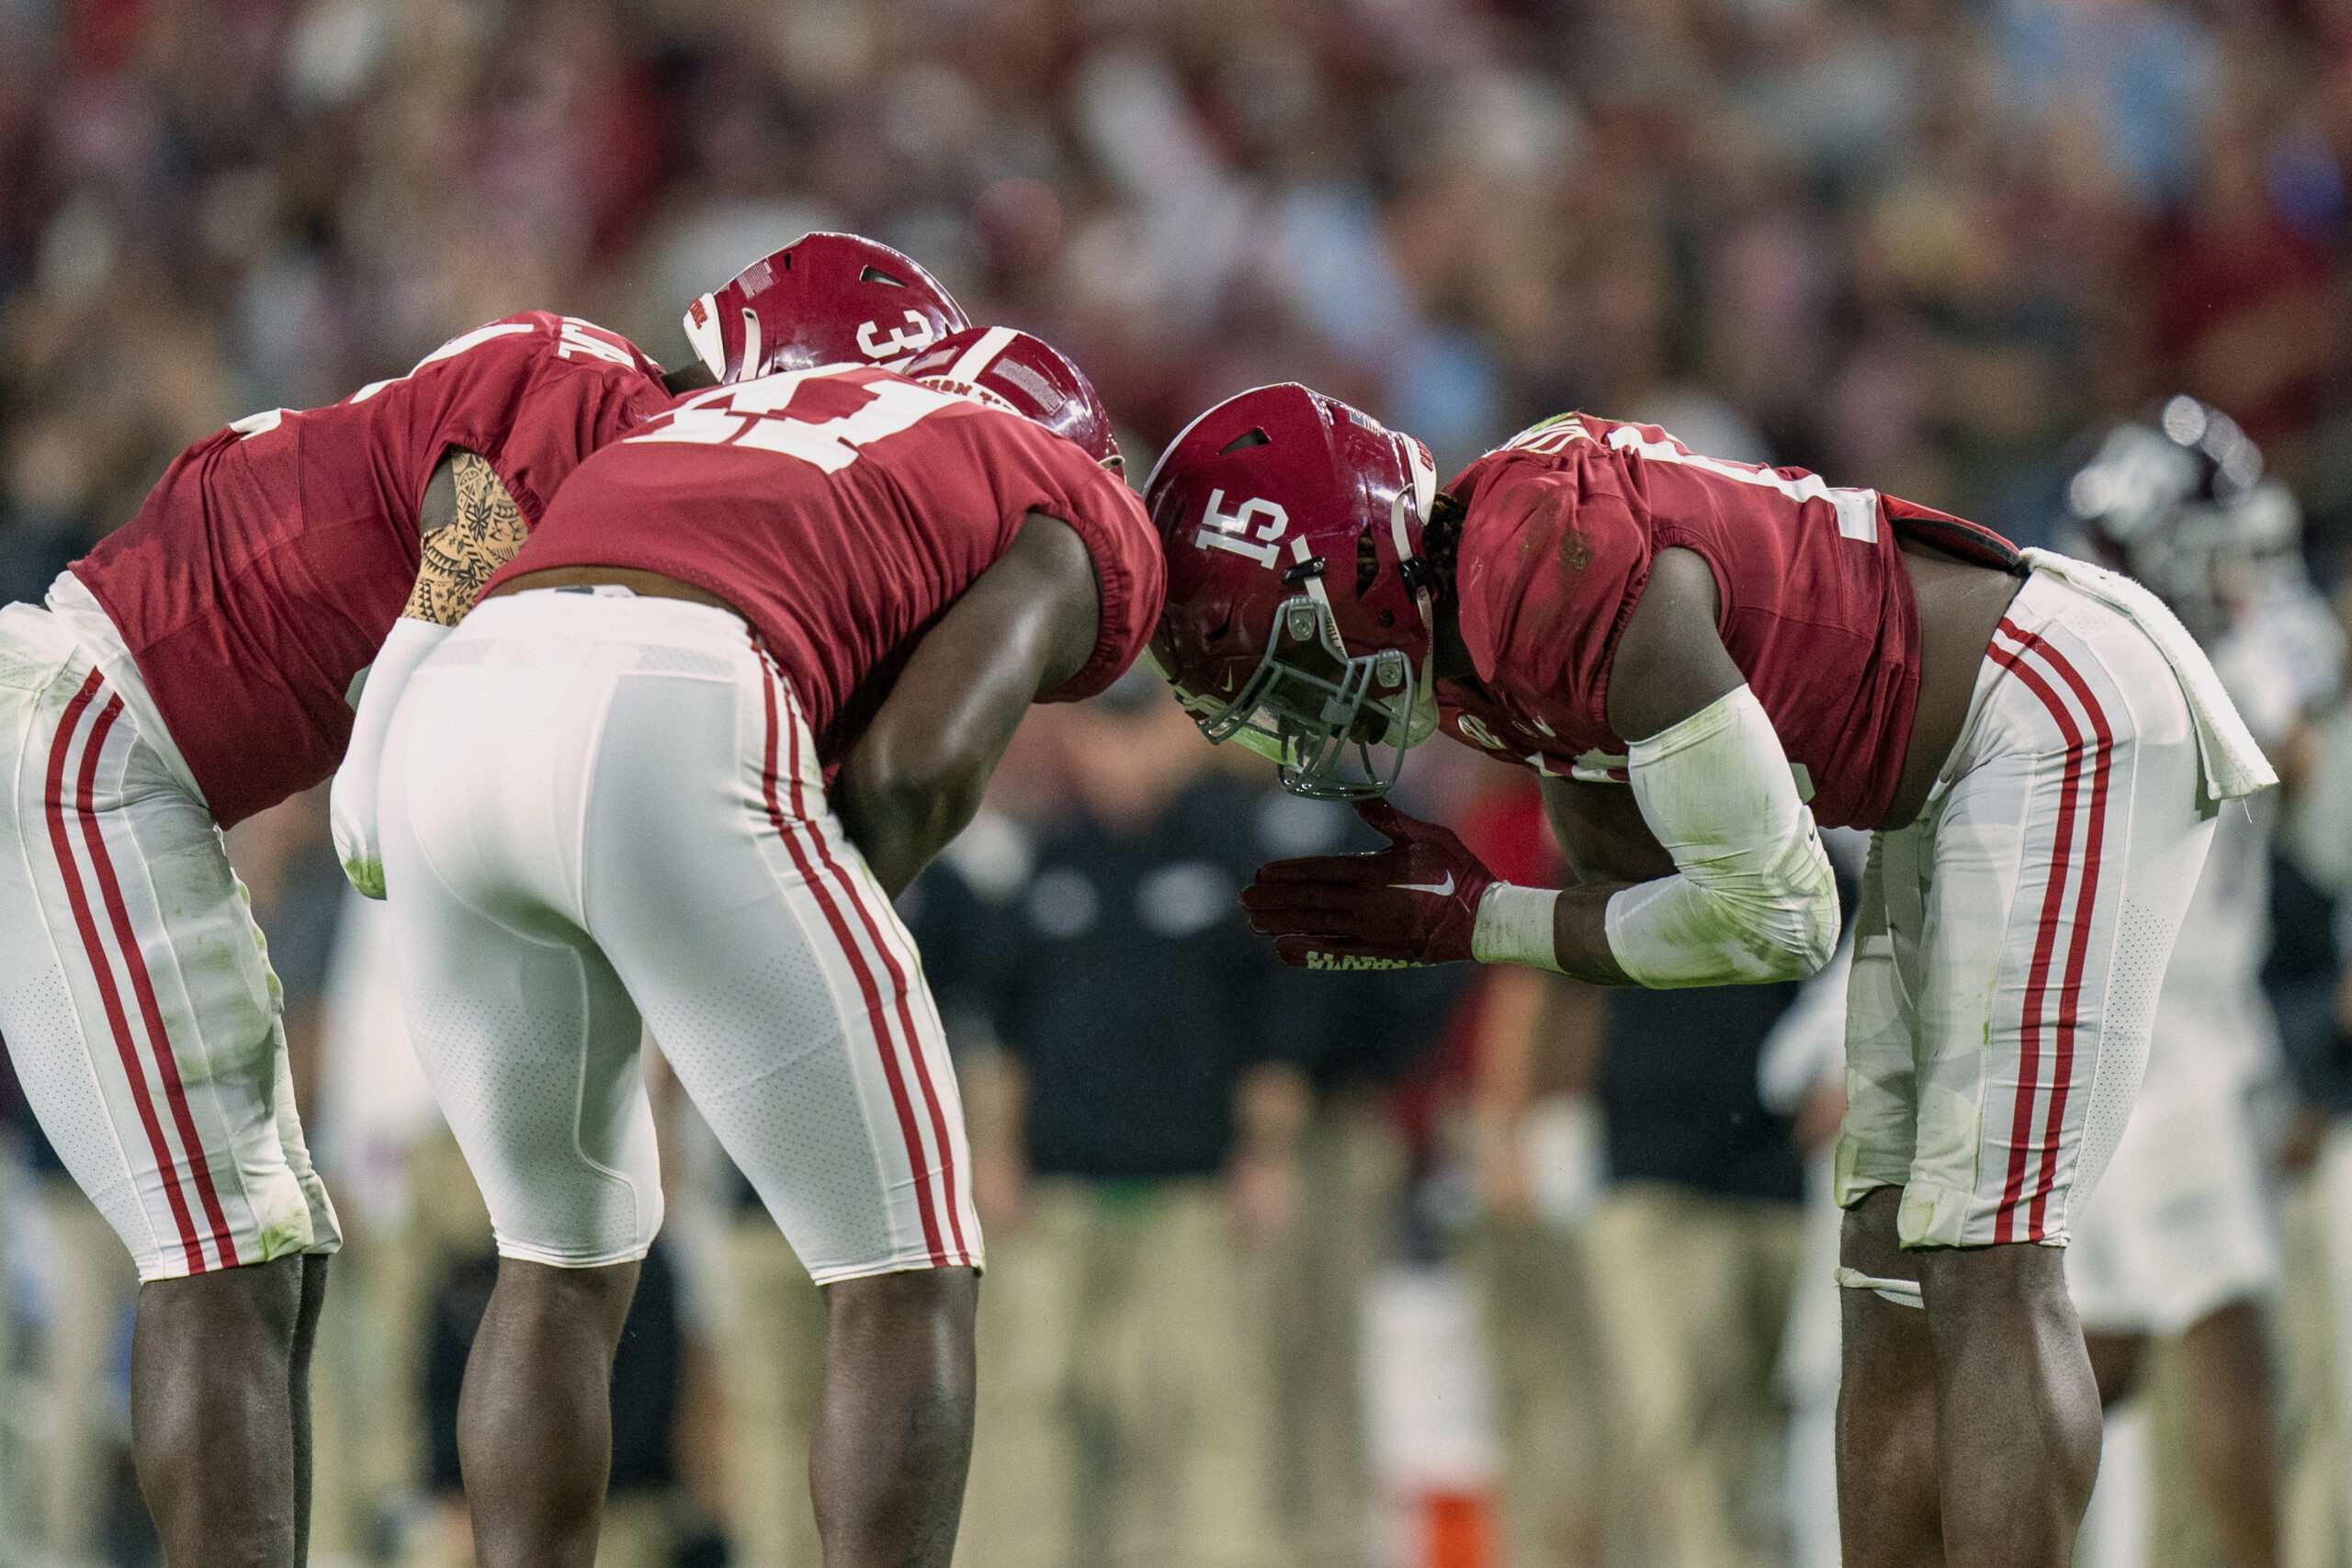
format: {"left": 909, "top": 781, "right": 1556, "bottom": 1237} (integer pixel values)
{"left": 2019, "top": 547, "right": 2278, "bottom": 801}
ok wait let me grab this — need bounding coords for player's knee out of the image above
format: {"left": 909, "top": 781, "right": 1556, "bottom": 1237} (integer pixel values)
{"left": 823, "top": 1265, "right": 978, "bottom": 1344}
{"left": 492, "top": 1257, "right": 642, "bottom": 1348}
{"left": 137, "top": 1253, "right": 307, "bottom": 1351}
{"left": 1839, "top": 1186, "right": 1908, "bottom": 1272}
{"left": 1916, "top": 1238, "right": 2074, "bottom": 1330}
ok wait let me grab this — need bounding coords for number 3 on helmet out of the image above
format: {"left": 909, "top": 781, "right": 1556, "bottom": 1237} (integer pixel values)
{"left": 1143, "top": 383, "right": 1442, "bottom": 798}
{"left": 684, "top": 232, "right": 970, "bottom": 383}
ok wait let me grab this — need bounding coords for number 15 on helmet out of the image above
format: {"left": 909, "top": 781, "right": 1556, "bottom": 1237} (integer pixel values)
{"left": 1142, "top": 383, "right": 1442, "bottom": 799}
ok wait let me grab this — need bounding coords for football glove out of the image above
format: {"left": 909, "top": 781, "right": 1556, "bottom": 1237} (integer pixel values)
{"left": 1239, "top": 800, "right": 1498, "bottom": 968}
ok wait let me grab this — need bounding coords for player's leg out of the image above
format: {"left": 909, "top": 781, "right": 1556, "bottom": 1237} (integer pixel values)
{"left": 0, "top": 610, "right": 339, "bottom": 1567}
{"left": 1914, "top": 1238, "right": 2103, "bottom": 1566}
{"left": 1900, "top": 593, "right": 2213, "bottom": 1566}
{"left": 2177, "top": 1301, "right": 2280, "bottom": 1568}
{"left": 1832, "top": 831, "right": 1946, "bottom": 1564}
{"left": 130, "top": 1256, "right": 306, "bottom": 1567}
{"left": 812, "top": 1269, "right": 980, "bottom": 1565}
{"left": 291, "top": 1250, "right": 330, "bottom": 1566}
{"left": 458, "top": 1258, "right": 643, "bottom": 1568}
{"left": 2081, "top": 1329, "right": 2148, "bottom": 1407}
{"left": 379, "top": 615, "right": 665, "bottom": 1568}
{"left": 576, "top": 633, "right": 979, "bottom": 1567}
{"left": 1837, "top": 1195, "right": 1943, "bottom": 1566}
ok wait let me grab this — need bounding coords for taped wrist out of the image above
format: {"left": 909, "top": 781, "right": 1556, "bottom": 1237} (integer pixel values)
{"left": 1602, "top": 684, "right": 1839, "bottom": 988}
{"left": 1472, "top": 883, "right": 1563, "bottom": 972}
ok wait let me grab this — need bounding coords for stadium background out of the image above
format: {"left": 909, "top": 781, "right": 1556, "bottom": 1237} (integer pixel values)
{"left": 0, "top": 1, "right": 2350, "bottom": 1567}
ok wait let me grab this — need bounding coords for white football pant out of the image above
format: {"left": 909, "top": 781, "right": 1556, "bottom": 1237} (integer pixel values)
{"left": 1836, "top": 568, "right": 2217, "bottom": 1248}
{"left": 0, "top": 601, "right": 337, "bottom": 1280}
{"left": 380, "top": 589, "right": 979, "bottom": 1280}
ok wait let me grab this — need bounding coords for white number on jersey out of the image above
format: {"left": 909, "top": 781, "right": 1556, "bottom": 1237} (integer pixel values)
{"left": 1498, "top": 413, "right": 1880, "bottom": 544}
{"left": 344, "top": 317, "right": 639, "bottom": 407}
{"left": 628, "top": 369, "right": 965, "bottom": 474}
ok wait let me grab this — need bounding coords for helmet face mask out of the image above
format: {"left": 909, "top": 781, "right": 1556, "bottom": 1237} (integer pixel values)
{"left": 1171, "top": 594, "right": 1422, "bottom": 798}
{"left": 1144, "top": 383, "right": 1439, "bottom": 797}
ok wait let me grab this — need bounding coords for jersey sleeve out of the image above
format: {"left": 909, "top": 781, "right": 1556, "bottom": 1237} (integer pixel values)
{"left": 405, "top": 313, "right": 670, "bottom": 525}
{"left": 1453, "top": 451, "right": 1652, "bottom": 738}
{"left": 488, "top": 321, "right": 670, "bottom": 524}
{"left": 1033, "top": 461, "right": 1164, "bottom": 704}
{"left": 944, "top": 413, "right": 1165, "bottom": 705}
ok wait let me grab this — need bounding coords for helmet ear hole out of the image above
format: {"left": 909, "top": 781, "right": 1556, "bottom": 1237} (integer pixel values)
{"left": 1356, "top": 529, "right": 1379, "bottom": 596}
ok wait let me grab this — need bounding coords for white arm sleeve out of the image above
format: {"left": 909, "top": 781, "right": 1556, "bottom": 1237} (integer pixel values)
{"left": 330, "top": 615, "right": 450, "bottom": 899}
{"left": 1602, "top": 684, "right": 1840, "bottom": 988}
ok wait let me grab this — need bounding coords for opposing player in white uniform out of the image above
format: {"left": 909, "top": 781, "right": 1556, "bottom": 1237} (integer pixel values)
{"left": 2060, "top": 400, "right": 2339, "bottom": 1568}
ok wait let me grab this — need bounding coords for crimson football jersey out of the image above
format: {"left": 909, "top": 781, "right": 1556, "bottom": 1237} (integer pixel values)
{"left": 1439, "top": 413, "right": 1929, "bottom": 829}
{"left": 67, "top": 312, "right": 668, "bottom": 828}
{"left": 491, "top": 366, "right": 1163, "bottom": 762}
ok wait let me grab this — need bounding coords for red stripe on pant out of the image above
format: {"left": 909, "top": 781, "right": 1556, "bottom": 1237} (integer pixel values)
{"left": 745, "top": 636, "right": 951, "bottom": 1268}
{"left": 41, "top": 671, "right": 207, "bottom": 1273}
{"left": 75, "top": 697, "right": 241, "bottom": 1268}
{"left": 1987, "top": 620, "right": 2108, "bottom": 1242}
{"left": 2014, "top": 632, "right": 2114, "bottom": 1239}
{"left": 765, "top": 656, "right": 973, "bottom": 1266}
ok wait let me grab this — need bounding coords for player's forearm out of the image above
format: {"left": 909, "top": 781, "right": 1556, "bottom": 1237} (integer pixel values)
{"left": 1471, "top": 881, "right": 1634, "bottom": 984}
{"left": 833, "top": 760, "right": 989, "bottom": 904}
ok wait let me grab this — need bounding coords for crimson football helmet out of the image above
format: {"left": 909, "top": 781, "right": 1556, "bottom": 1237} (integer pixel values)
{"left": 901, "top": 326, "right": 1121, "bottom": 469}
{"left": 1144, "top": 383, "right": 1441, "bottom": 798}
{"left": 684, "top": 232, "right": 968, "bottom": 383}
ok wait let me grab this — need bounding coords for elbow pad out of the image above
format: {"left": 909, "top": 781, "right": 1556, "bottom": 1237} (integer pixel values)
{"left": 1603, "top": 685, "right": 1839, "bottom": 988}
{"left": 331, "top": 615, "right": 450, "bottom": 899}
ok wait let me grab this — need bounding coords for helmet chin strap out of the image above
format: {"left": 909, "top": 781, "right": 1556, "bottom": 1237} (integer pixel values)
{"left": 1389, "top": 482, "right": 1441, "bottom": 750}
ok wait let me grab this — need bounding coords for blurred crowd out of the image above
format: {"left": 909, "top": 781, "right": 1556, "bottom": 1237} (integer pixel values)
{"left": 5, "top": 0, "right": 2352, "bottom": 1565}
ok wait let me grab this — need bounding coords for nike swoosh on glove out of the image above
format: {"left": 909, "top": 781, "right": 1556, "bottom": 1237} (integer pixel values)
{"left": 1239, "top": 799, "right": 1498, "bottom": 968}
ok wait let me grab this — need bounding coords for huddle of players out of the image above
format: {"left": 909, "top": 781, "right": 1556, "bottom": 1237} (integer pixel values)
{"left": 0, "top": 224, "right": 2279, "bottom": 1568}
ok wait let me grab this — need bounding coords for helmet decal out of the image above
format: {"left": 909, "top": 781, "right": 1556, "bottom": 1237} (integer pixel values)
{"left": 684, "top": 232, "right": 967, "bottom": 384}
{"left": 1143, "top": 382, "right": 1439, "bottom": 797}
{"left": 910, "top": 325, "right": 1120, "bottom": 468}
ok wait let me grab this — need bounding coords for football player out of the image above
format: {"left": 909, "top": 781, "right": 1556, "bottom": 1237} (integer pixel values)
{"left": 372, "top": 328, "right": 1161, "bottom": 1568}
{"left": 2059, "top": 399, "right": 2338, "bottom": 1568}
{"left": 1143, "top": 385, "right": 2272, "bottom": 1568}
{"left": 0, "top": 232, "right": 962, "bottom": 1568}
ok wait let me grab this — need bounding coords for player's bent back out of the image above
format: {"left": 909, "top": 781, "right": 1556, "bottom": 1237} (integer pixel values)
{"left": 377, "top": 357, "right": 1160, "bottom": 1281}
{"left": 0, "top": 310, "right": 666, "bottom": 1282}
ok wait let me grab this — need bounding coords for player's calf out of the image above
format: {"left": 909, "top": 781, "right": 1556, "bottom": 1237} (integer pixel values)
{"left": 1837, "top": 1188, "right": 1943, "bottom": 1568}
{"left": 813, "top": 1268, "right": 978, "bottom": 1568}
{"left": 1916, "top": 1238, "right": 2101, "bottom": 1568}
{"left": 458, "top": 1258, "right": 642, "bottom": 1568}
{"left": 130, "top": 1255, "right": 310, "bottom": 1568}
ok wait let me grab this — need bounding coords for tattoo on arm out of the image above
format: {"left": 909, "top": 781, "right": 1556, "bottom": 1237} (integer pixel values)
{"left": 403, "top": 450, "right": 526, "bottom": 626}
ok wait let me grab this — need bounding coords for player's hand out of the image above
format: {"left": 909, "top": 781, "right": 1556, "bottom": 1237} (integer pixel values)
{"left": 1239, "top": 799, "right": 1498, "bottom": 968}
